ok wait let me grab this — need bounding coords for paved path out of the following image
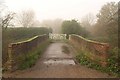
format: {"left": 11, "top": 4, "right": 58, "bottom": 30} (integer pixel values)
{"left": 3, "top": 42, "right": 112, "bottom": 78}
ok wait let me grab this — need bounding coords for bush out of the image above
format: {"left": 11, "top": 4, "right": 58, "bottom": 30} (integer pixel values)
{"left": 107, "top": 47, "right": 120, "bottom": 76}
{"left": 76, "top": 48, "right": 120, "bottom": 77}
{"left": 76, "top": 50, "right": 101, "bottom": 69}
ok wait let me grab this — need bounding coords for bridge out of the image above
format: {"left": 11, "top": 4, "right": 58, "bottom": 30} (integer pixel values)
{"left": 3, "top": 34, "right": 111, "bottom": 78}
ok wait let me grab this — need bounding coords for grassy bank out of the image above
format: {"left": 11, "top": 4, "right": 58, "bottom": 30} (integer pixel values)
{"left": 19, "top": 40, "right": 51, "bottom": 70}
{"left": 76, "top": 48, "right": 120, "bottom": 77}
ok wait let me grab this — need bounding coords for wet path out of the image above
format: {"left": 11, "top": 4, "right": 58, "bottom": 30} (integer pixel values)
{"left": 3, "top": 42, "right": 112, "bottom": 78}
{"left": 42, "top": 42, "right": 75, "bottom": 65}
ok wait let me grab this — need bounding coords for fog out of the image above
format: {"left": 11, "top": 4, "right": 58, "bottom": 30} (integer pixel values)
{"left": 5, "top": 0, "right": 119, "bottom": 21}
{"left": 0, "top": 0, "right": 118, "bottom": 35}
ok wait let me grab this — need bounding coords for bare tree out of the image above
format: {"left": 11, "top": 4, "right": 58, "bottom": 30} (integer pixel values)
{"left": 0, "top": 1, "right": 15, "bottom": 29}
{"left": 81, "top": 13, "right": 95, "bottom": 26}
{"left": 16, "top": 9, "right": 35, "bottom": 27}
{"left": 1, "top": 12, "right": 15, "bottom": 29}
{"left": 0, "top": 0, "right": 5, "bottom": 27}
{"left": 92, "top": 2, "right": 118, "bottom": 47}
{"left": 81, "top": 13, "right": 96, "bottom": 33}
{"left": 81, "top": 13, "right": 96, "bottom": 27}
{"left": 97, "top": 2, "right": 118, "bottom": 24}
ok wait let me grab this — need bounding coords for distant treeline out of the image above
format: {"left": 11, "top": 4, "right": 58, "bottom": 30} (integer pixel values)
{"left": 3, "top": 27, "right": 52, "bottom": 41}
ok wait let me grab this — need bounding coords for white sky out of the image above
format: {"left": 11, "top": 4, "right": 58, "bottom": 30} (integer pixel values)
{"left": 4, "top": 0, "right": 119, "bottom": 22}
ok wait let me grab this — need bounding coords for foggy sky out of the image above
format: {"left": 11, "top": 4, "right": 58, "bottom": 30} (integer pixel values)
{"left": 4, "top": 0, "right": 119, "bottom": 22}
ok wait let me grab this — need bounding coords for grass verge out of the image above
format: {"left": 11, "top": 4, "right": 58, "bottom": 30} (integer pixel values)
{"left": 19, "top": 40, "right": 51, "bottom": 70}
{"left": 76, "top": 48, "right": 120, "bottom": 77}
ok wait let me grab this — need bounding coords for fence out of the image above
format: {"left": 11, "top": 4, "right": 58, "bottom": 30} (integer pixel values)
{"left": 49, "top": 33, "right": 66, "bottom": 40}
{"left": 6, "top": 34, "right": 49, "bottom": 71}
{"left": 69, "top": 34, "right": 110, "bottom": 67}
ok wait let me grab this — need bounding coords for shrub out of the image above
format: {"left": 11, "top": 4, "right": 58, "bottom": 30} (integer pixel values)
{"left": 107, "top": 47, "right": 120, "bottom": 76}
{"left": 76, "top": 48, "right": 120, "bottom": 77}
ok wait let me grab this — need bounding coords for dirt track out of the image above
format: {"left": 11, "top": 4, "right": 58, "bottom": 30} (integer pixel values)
{"left": 3, "top": 42, "right": 112, "bottom": 78}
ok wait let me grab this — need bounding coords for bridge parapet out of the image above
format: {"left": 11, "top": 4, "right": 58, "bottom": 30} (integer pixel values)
{"left": 69, "top": 34, "right": 110, "bottom": 67}
{"left": 6, "top": 34, "right": 49, "bottom": 71}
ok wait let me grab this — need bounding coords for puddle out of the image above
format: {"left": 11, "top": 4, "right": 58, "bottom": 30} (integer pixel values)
{"left": 43, "top": 59, "right": 75, "bottom": 65}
